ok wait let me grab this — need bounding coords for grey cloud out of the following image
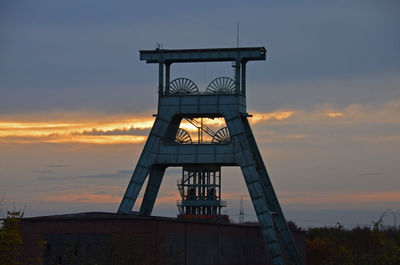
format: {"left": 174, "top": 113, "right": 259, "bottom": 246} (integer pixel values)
{"left": 116, "top": 170, "right": 132, "bottom": 175}
{"left": 92, "top": 191, "right": 108, "bottom": 195}
{"left": 358, "top": 172, "right": 384, "bottom": 177}
{"left": 75, "top": 169, "right": 131, "bottom": 179}
{"left": 47, "top": 164, "right": 69, "bottom": 168}
{"left": 35, "top": 170, "right": 53, "bottom": 174}
{"left": 36, "top": 169, "right": 130, "bottom": 181}
{"left": 1, "top": 1, "right": 399, "bottom": 114}
{"left": 37, "top": 176, "right": 58, "bottom": 181}
{"left": 79, "top": 173, "right": 127, "bottom": 179}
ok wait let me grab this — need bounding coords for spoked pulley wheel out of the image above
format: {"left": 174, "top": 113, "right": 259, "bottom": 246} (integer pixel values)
{"left": 212, "top": 127, "right": 231, "bottom": 143}
{"left": 169, "top": 78, "right": 199, "bottom": 95}
{"left": 206, "top": 77, "right": 236, "bottom": 94}
{"left": 175, "top": 128, "right": 192, "bottom": 144}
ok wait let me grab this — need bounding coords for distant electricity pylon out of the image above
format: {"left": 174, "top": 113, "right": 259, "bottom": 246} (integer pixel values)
{"left": 239, "top": 195, "right": 244, "bottom": 224}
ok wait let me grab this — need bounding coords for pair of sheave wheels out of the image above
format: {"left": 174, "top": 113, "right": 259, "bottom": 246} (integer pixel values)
{"left": 169, "top": 77, "right": 236, "bottom": 95}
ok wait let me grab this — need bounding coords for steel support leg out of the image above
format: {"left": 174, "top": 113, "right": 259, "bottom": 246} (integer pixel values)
{"left": 118, "top": 165, "right": 150, "bottom": 213}
{"left": 225, "top": 112, "right": 301, "bottom": 265}
{"left": 118, "top": 116, "right": 170, "bottom": 214}
{"left": 241, "top": 165, "right": 285, "bottom": 265}
{"left": 139, "top": 166, "right": 166, "bottom": 216}
{"left": 241, "top": 116, "right": 302, "bottom": 265}
{"left": 224, "top": 112, "right": 283, "bottom": 265}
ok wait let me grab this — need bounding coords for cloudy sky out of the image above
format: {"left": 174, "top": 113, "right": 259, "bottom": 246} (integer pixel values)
{"left": 1, "top": 0, "right": 399, "bottom": 227}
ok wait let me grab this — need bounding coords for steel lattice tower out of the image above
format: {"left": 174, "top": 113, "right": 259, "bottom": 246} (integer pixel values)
{"left": 118, "top": 47, "right": 302, "bottom": 265}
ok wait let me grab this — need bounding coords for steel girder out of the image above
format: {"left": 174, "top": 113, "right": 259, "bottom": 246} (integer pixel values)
{"left": 140, "top": 47, "right": 266, "bottom": 64}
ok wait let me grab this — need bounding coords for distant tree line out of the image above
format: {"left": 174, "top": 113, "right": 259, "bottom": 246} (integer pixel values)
{"left": 307, "top": 222, "right": 400, "bottom": 265}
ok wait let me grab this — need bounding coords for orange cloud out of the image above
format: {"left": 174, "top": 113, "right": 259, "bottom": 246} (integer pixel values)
{"left": 39, "top": 193, "right": 122, "bottom": 204}
{"left": 44, "top": 135, "right": 146, "bottom": 144}
{"left": 36, "top": 190, "right": 180, "bottom": 205}
{"left": 1, "top": 99, "right": 399, "bottom": 145}
{"left": 0, "top": 115, "right": 154, "bottom": 144}
{"left": 0, "top": 111, "right": 294, "bottom": 145}
{"left": 251, "top": 111, "right": 294, "bottom": 124}
{"left": 326, "top": 112, "right": 343, "bottom": 118}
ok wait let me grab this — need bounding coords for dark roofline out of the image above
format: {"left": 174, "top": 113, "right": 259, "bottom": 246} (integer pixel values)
{"left": 21, "top": 211, "right": 259, "bottom": 227}
{"left": 20, "top": 212, "right": 305, "bottom": 234}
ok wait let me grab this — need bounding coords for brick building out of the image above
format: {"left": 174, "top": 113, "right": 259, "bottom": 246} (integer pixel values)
{"left": 19, "top": 212, "right": 306, "bottom": 265}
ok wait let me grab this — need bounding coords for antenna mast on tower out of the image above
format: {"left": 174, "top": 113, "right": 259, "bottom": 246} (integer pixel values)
{"left": 237, "top": 21, "right": 240, "bottom": 48}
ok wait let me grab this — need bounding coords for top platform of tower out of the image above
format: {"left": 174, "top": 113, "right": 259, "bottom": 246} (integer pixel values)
{"left": 140, "top": 46, "right": 266, "bottom": 97}
{"left": 140, "top": 47, "right": 266, "bottom": 64}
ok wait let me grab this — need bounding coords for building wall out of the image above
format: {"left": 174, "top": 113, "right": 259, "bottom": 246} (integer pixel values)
{"left": 19, "top": 214, "right": 306, "bottom": 265}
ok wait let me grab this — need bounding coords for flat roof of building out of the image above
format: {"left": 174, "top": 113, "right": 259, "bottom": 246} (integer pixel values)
{"left": 21, "top": 212, "right": 276, "bottom": 228}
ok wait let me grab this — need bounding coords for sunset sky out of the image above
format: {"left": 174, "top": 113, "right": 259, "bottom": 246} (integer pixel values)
{"left": 1, "top": 0, "right": 399, "bottom": 227}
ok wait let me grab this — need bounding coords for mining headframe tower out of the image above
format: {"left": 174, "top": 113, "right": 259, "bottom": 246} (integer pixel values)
{"left": 118, "top": 47, "right": 302, "bottom": 265}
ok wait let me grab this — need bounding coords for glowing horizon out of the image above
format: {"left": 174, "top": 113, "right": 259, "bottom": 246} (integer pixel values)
{"left": 0, "top": 110, "right": 296, "bottom": 144}
{"left": 32, "top": 190, "right": 400, "bottom": 206}
{"left": 1, "top": 100, "right": 399, "bottom": 146}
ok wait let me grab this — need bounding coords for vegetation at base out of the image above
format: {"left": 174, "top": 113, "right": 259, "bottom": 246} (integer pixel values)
{"left": 0, "top": 211, "right": 24, "bottom": 265}
{"left": 306, "top": 223, "right": 400, "bottom": 265}
{"left": 1, "top": 200, "right": 399, "bottom": 265}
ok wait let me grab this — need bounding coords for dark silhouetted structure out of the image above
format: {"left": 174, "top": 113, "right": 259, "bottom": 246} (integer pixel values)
{"left": 19, "top": 212, "right": 306, "bottom": 265}
{"left": 118, "top": 47, "right": 302, "bottom": 264}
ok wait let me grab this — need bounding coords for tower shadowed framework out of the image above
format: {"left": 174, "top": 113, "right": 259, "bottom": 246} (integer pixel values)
{"left": 118, "top": 47, "right": 302, "bottom": 265}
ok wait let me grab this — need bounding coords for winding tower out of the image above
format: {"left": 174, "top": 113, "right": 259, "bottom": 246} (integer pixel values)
{"left": 118, "top": 47, "right": 302, "bottom": 265}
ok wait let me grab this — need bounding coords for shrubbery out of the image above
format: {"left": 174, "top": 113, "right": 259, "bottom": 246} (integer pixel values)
{"left": 307, "top": 223, "right": 400, "bottom": 265}
{"left": 0, "top": 211, "right": 23, "bottom": 265}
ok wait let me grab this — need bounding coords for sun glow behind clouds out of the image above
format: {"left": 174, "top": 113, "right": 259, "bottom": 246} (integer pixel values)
{"left": 0, "top": 115, "right": 155, "bottom": 144}
{"left": 251, "top": 111, "right": 294, "bottom": 123}
{"left": 326, "top": 112, "right": 344, "bottom": 118}
{"left": 0, "top": 111, "right": 296, "bottom": 144}
{"left": 2, "top": 101, "right": 399, "bottom": 145}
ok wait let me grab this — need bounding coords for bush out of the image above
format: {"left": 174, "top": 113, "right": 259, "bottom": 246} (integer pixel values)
{"left": 0, "top": 211, "right": 23, "bottom": 265}
{"left": 307, "top": 224, "right": 400, "bottom": 265}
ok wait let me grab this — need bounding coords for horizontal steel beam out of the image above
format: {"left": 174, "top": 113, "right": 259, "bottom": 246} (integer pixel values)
{"left": 140, "top": 47, "right": 266, "bottom": 63}
{"left": 179, "top": 200, "right": 226, "bottom": 207}
{"left": 155, "top": 143, "right": 237, "bottom": 166}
